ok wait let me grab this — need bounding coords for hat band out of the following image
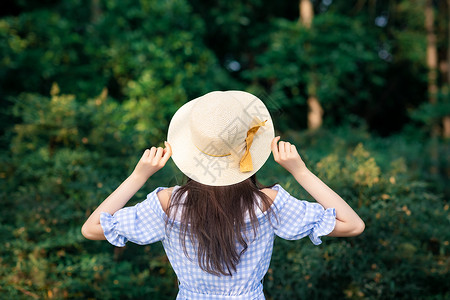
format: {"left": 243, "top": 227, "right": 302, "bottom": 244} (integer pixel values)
{"left": 194, "top": 119, "right": 267, "bottom": 172}
{"left": 195, "top": 145, "right": 231, "bottom": 157}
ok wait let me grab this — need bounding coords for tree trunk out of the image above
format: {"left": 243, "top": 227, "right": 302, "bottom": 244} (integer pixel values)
{"left": 91, "top": 0, "right": 101, "bottom": 23}
{"left": 444, "top": 0, "right": 450, "bottom": 138}
{"left": 425, "top": 0, "right": 438, "bottom": 106}
{"left": 444, "top": 116, "right": 450, "bottom": 138}
{"left": 425, "top": 0, "right": 439, "bottom": 174}
{"left": 426, "top": 0, "right": 441, "bottom": 140}
{"left": 299, "top": 0, "right": 314, "bottom": 28}
{"left": 299, "top": 0, "right": 323, "bottom": 129}
{"left": 307, "top": 95, "right": 323, "bottom": 130}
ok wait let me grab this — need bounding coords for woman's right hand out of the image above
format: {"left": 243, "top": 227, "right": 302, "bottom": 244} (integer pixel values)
{"left": 271, "top": 136, "right": 307, "bottom": 175}
{"left": 132, "top": 141, "right": 172, "bottom": 180}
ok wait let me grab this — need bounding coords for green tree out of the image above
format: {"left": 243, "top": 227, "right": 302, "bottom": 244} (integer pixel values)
{"left": 245, "top": 12, "right": 387, "bottom": 132}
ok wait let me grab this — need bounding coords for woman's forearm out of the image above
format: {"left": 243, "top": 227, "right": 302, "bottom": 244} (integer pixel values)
{"left": 97, "top": 173, "right": 148, "bottom": 214}
{"left": 88, "top": 173, "right": 146, "bottom": 220}
{"left": 271, "top": 137, "right": 364, "bottom": 237}
{"left": 81, "top": 144, "right": 172, "bottom": 240}
{"left": 292, "top": 168, "right": 365, "bottom": 236}
{"left": 81, "top": 173, "right": 147, "bottom": 240}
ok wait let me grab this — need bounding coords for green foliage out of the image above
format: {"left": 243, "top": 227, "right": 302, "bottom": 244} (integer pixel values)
{"left": 2, "top": 92, "right": 450, "bottom": 299}
{"left": 3, "top": 83, "right": 448, "bottom": 299}
{"left": 0, "top": 8, "right": 105, "bottom": 98}
{"left": 1, "top": 87, "right": 179, "bottom": 299}
{"left": 245, "top": 13, "right": 388, "bottom": 131}
{"left": 259, "top": 130, "right": 449, "bottom": 300}
{"left": 0, "top": 0, "right": 231, "bottom": 102}
{"left": 411, "top": 91, "right": 450, "bottom": 130}
{"left": 1, "top": 0, "right": 449, "bottom": 299}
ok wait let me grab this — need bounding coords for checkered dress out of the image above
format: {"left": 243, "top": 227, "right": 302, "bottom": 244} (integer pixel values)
{"left": 100, "top": 184, "right": 336, "bottom": 299}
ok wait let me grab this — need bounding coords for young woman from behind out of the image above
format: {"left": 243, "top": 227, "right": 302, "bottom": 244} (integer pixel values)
{"left": 82, "top": 91, "right": 364, "bottom": 299}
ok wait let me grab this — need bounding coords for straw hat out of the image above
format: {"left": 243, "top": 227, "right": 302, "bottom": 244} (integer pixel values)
{"left": 167, "top": 91, "right": 275, "bottom": 186}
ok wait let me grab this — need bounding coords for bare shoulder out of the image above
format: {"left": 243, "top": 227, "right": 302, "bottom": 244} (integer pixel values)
{"left": 157, "top": 187, "right": 174, "bottom": 212}
{"left": 260, "top": 188, "right": 278, "bottom": 202}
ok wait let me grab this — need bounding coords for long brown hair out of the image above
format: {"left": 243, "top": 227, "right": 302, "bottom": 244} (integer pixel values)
{"left": 166, "top": 175, "right": 274, "bottom": 276}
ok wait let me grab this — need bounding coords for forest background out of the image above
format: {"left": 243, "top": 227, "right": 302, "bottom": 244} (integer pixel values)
{"left": 0, "top": 0, "right": 449, "bottom": 299}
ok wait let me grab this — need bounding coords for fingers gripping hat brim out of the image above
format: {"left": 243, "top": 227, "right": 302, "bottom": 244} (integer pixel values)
{"left": 167, "top": 91, "right": 275, "bottom": 186}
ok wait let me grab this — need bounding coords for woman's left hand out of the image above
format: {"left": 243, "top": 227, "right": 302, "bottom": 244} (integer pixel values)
{"left": 132, "top": 141, "right": 172, "bottom": 180}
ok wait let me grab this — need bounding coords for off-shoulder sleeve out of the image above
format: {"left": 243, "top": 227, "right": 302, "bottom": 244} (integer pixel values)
{"left": 271, "top": 185, "right": 336, "bottom": 245}
{"left": 100, "top": 187, "right": 167, "bottom": 247}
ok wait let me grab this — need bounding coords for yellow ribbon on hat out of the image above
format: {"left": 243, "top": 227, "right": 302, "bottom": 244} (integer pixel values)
{"left": 240, "top": 119, "right": 267, "bottom": 172}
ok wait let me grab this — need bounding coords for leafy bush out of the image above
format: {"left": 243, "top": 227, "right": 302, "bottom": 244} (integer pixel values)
{"left": 1, "top": 89, "right": 180, "bottom": 299}
{"left": 1, "top": 91, "right": 448, "bottom": 299}
{"left": 1, "top": 1, "right": 448, "bottom": 299}
{"left": 260, "top": 129, "right": 449, "bottom": 299}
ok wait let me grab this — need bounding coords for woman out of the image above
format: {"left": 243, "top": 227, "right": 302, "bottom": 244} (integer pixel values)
{"left": 82, "top": 91, "right": 365, "bottom": 299}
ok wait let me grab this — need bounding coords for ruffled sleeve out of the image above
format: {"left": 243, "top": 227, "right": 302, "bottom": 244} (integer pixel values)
{"left": 100, "top": 187, "right": 168, "bottom": 247}
{"left": 270, "top": 185, "right": 336, "bottom": 245}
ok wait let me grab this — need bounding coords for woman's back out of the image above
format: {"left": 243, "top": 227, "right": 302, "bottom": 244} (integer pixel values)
{"left": 163, "top": 184, "right": 276, "bottom": 299}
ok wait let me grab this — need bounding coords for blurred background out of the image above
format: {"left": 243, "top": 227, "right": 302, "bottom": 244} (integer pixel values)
{"left": 0, "top": 0, "right": 449, "bottom": 299}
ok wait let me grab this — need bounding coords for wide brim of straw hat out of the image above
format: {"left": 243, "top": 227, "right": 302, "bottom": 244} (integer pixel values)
{"left": 167, "top": 91, "right": 275, "bottom": 186}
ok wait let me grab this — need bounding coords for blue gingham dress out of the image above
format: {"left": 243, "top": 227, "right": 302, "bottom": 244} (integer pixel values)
{"left": 100, "top": 184, "right": 336, "bottom": 299}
